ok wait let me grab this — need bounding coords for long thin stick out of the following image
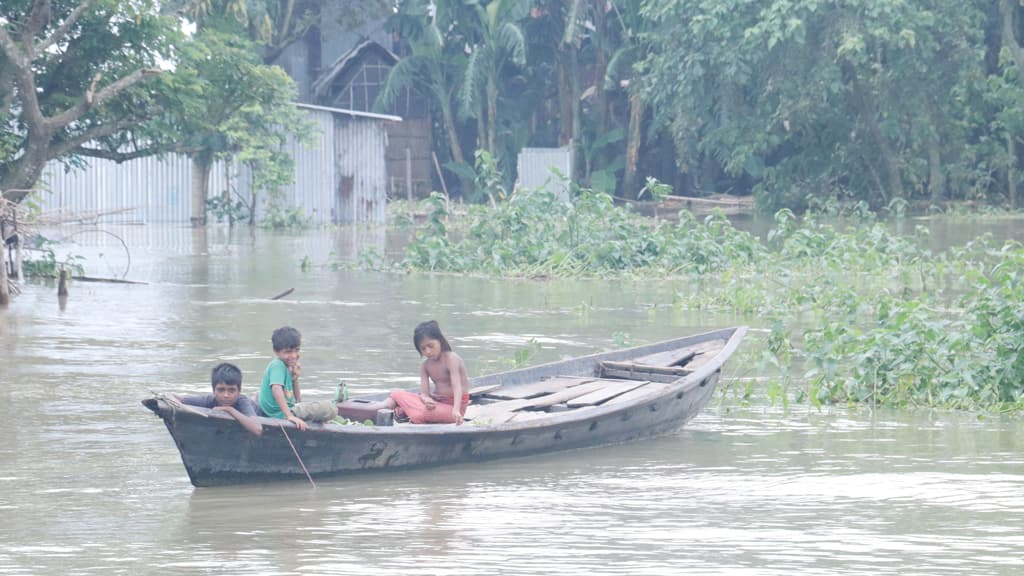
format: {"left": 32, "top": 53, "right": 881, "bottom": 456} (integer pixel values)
{"left": 279, "top": 423, "right": 316, "bottom": 488}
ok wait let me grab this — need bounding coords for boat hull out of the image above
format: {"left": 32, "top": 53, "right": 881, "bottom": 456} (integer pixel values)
{"left": 144, "top": 327, "right": 745, "bottom": 487}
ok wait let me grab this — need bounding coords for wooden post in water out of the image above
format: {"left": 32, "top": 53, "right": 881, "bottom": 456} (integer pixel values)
{"left": 0, "top": 235, "right": 9, "bottom": 307}
{"left": 58, "top": 267, "right": 69, "bottom": 297}
{"left": 14, "top": 233, "right": 23, "bottom": 282}
{"left": 405, "top": 147, "right": 413, "bottom": 222}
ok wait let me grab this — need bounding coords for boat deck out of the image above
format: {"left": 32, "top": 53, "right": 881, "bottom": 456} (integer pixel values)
{"left": 460, "top": 338, "right": 726, "bottom": 425}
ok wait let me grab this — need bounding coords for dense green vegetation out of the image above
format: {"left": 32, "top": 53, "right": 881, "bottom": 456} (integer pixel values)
{"left": 11, "top": 1, "right": 1024, "bottom": 214}
{"left": 396, "top": 189, "right": 1024, "bottom": 413}
{"left": 381, "top": 0, "right": 1024, "bottom": 210}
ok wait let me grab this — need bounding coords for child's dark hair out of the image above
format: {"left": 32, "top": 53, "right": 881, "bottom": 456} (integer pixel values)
{"left": 414, "top": 320, "right": 451, "bottom": 353}
{"left": 210, "top": 362, "right": 242, "bottom": 389}
{"left": 271, "top": 326, "right": 301, "bottom": 351}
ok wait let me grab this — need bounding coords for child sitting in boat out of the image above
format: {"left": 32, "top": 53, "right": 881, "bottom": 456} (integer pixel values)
{"left": 258, "top": 326, "right": 310, "bottom": 431}
{"left": 382, "top": 320, "right": 470, "bottom": 425}
{"left": 177, "top": 363, "right": 262, "bottom": 436}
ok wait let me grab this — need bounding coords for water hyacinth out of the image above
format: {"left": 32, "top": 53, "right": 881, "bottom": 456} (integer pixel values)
{"left": 395, "top": 189, "right": 1024, "bottom": 413}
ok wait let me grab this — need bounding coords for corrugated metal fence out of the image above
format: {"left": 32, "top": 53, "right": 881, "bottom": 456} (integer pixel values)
{"left": 36, "top": 107, "right": 391, "bottom": 225}
{"left": 516, "top": 146, "right": 573, "bottom": 202}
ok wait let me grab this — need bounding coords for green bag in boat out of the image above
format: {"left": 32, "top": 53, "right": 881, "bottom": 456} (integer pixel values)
{"left": 291, "top": 400, "right": 338, "bottom": 423}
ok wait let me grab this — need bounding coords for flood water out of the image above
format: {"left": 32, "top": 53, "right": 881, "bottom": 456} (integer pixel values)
{"left": 1, "top": 222, "right": 1022, "bottom": 575}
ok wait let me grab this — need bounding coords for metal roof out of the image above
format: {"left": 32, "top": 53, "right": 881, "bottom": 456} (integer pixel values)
{"left": 293, "top": 102, "right": 402, "bottom": 123}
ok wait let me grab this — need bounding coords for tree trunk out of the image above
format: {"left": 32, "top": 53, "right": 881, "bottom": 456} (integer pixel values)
{"left": 849, "top": 75, "right": 903, "bottom": 201}
{"left": 591, "top": 0, "right": 608, "bottom": 137}
{"left": 927, "top": 132, "right": 945, "bottom": 205}
{"left": 569, "top": 46, "right": 582, "bottom": 183}
{"left": 1000, "top": 0, "right": 1024, "bottom": 79}
{"left": 439, "top": 97, "right": 465, "bottom": 166}
{"left": 556, "top": 48, "right": 574, "bottom": 147}
{"left": 1009, "top": 134, "right": 1018, "bottom": 209}
{"left": 486, "top": 77, "right": 498, "bottom": 156}
{"left": 437, "top": 94, "right": 473, "bottom": 197}
{"left": 191, "top": 152, "right": 213, "bottom": 227}
{"left": 623, "top": 92, "right": 644, "bottom": 199}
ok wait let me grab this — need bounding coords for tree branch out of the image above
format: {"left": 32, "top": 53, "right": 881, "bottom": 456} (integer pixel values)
{"left": 0, "top": 26, "right": 28, "bottom": 68}
{"left": 23, "top": 0, "right": 54, "bottom": 48}
{"left": 73, "top": 145, "right": 172, "bottom": 163}
{"left": 36, "top": 0, "right": 99, "bottom": 57}
{"left": 46, "top": 67, "right": 161, "bottom": 130}
{"left": 50, "top": 120, "right": 140, "bottom": 158}
{"left": 34, "top": 0, "right": 97, "bottom": 55}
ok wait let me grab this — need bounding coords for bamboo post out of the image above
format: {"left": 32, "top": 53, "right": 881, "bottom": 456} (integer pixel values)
{"left": 0, "top": 235, "right": 9, "bottom": 307}
{"left": 405, "top": 147, "right": 413, "bottom": 222}
{"left": 14, "top": 233, "right": 23, "bottom": 282}
{"left": 58, "top": 267, "right": 69, "bottom": 297}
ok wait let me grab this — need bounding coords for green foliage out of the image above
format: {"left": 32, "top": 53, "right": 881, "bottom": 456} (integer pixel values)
{"left": 402, "top": 184, "right": 764, "bottom": 276}
{"left": 20, "top": 236, "right": 84, "bottom": 277}
{"left": 154, "top": 29, "right": 311, "bottom": 220}
{"left": 638, "top": 0, "right": 1005, "bottom": 210}
{"left": 399, "top": 184, "right": 1024, "bottom": 412}
{"left": 260, "top": 202, "right": 312, "bottom": 230}
{"left": 0, "top": 0, "right": 182, "bottom": 190}
{"left": 511, "top": 338, "right": 541, "bottom": 368}
{"left": 474, "top": 149, "right": 507, "bottom": 205}
{"left": 206, "top": 193, "right": 249, "bottom": 225}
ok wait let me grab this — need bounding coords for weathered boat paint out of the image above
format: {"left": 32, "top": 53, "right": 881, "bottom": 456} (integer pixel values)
{"left": 144, "top": 326, "right": 746, "bottom": 487}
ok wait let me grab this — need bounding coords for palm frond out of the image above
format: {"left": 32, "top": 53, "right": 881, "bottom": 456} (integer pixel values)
{"left": 492, "top": 0, "right": 531, "bottom": 29}
{"left": 604, "top": 45, "right": 637, "bottom": 91}
{"left": 459, "top": 48, "right": 487, "bottom": 119}
{"left": 375, "top": 56, "right": 426, "bottom": 113}
{"left": 562, "top": 0, "right": 585, "bottom": 46}
{"left": 496, "top": 22, "right": 526, "bottom": 68}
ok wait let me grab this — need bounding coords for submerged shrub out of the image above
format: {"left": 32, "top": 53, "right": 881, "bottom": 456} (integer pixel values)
{"left": 397, "top": 189, "right": 1024, "bottom": 412}
{"left": 402, "top": 188, "right": 765, "bottom": 276}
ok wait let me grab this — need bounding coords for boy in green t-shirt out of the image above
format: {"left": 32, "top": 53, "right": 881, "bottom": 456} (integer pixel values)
{"left": 259, "top": 326, "right": 308, "bottom": 431}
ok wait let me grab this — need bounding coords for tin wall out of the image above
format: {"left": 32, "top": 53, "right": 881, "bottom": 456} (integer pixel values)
{"left": 335, "top": 116, "right": 388, "bottom": 224}
{"left": 516, "top": 146, "right": 573, "bottom": 202}
{"left": 35, "top": 109, "right": 387, "bottom": 225}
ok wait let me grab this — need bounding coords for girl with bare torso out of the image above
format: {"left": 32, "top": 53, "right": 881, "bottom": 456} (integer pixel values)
{"left": 384, "top": 321, "right": 469, "bottom": 425}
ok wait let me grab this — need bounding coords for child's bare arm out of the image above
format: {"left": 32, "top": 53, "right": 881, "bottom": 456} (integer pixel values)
{"left": 271, "top": 384, "right": 307, "bottom": 431}
{"left": 213, "top": 405, "right": 263, "bottom": 436}
{"left": 448, "top": 354, "right": 466, "bottom": 425}
{"left": 419, "top": 362, "right": 436, "bottom": 409}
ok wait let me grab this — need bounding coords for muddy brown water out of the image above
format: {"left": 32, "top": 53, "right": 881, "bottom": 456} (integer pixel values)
{"left": 0, "top": 222, "right": 1022, "bottom": 575}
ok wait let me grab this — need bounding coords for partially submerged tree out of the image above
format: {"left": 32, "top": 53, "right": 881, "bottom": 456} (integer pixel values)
{"left": 157, "top": 29, "right": 309, "bottom": 226}
{"left": 0, "top": 0, "right": 181, "bottom": 198}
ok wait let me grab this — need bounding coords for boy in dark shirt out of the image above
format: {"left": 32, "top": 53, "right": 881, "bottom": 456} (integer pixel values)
{"left": 178, "top": 363, "right": 263, "bottom": 436}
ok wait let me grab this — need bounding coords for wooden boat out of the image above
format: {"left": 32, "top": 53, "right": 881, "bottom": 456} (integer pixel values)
{"left": 143, "top": 326, "right": 747, "bottom": 487}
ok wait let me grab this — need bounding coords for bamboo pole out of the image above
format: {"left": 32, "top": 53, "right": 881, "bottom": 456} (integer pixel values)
{"left": 0, "top": 235, "right": 9, "bottom": 307}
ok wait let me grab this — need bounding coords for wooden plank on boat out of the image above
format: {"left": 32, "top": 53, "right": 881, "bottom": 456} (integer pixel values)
{"left": 507, "top": 406, "right": 596, "bottom": 423}
{"left": 483, "top": 376, "right": 596, "bottom": 400}
{"left": 566, "top": 379, "right": 650, "bottom": 408}
{"left": 599, "top": 361, "right": 691, "bottom": 377}
{"left": 599, "top": 368, "right": 679, "bottom": 383}
{"left": 632, "top": 349, "right": 696, "bottom": 367}
{"left": 680, "top": 340, "right": 727, "bottom": 371}
{"left": 602, "top": 382, "right": 671, "bottom": 405}
{"left": 466, "top": 380, "right": 608, "bottom": 423}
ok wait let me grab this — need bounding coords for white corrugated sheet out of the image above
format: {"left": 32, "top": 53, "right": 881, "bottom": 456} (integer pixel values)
{"left": 516, "top": 146, "right": 573, "bottom": 202}
{"left": 35, "top": 107, "right": 390, "bottom": 225}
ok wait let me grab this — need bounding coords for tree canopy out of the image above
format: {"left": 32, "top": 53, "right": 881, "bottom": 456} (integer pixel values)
{"left": 0, "top": 0, "right": 180, "bottom": 196}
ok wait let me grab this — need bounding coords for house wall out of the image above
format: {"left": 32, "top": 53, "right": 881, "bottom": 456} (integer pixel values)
{"left": 36, "top": 108, "right": 388, "bottom": 225}
{"left": 385, "top": 118, "right": 434, "bottom": 200}
{"left": 335, "top": 115, "right": 389, "bottom": 224}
